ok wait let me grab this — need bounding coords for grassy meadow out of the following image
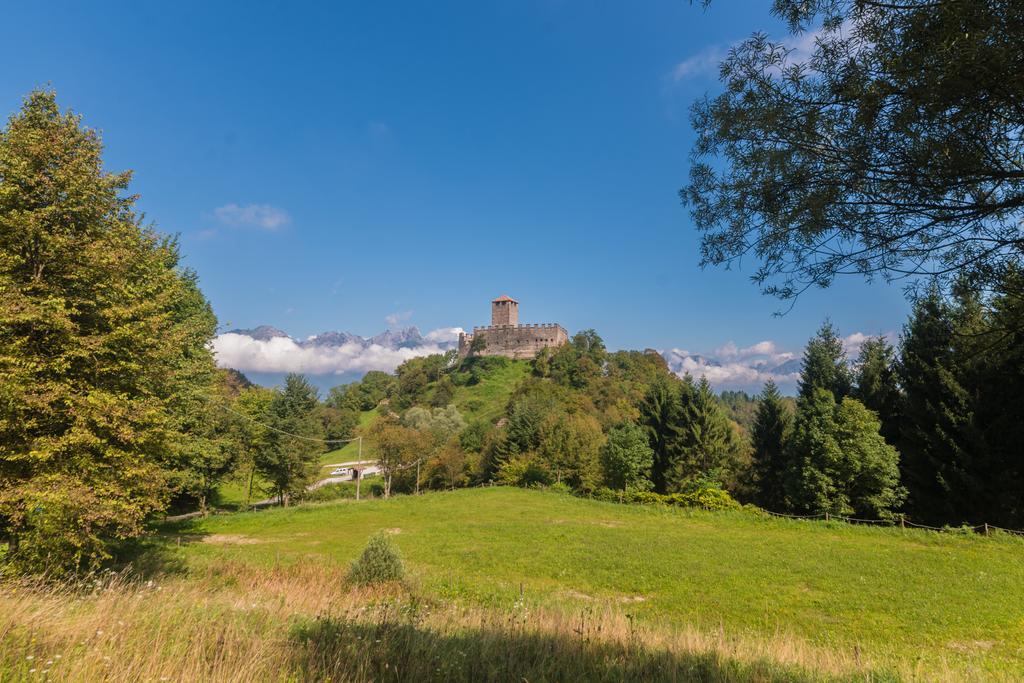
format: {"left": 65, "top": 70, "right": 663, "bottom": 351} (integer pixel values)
{"left": 1, "top": 487, "right": 1021, "bottom": 681}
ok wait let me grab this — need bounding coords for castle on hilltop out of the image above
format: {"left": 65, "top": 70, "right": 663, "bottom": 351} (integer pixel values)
{"left": 457, "top": 295, "right": 568, "bottom": 360}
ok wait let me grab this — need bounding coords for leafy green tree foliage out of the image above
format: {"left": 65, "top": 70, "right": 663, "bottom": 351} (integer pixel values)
{"left": 481, "top": 379, "right": 603, "bottom": 491}
{"left": 671, "top": 376, "right": 745, "bottom": 492}
{"left": 785, "top": 389, "right": 904, "bottom": 518}
{"left": 255, "top": 374, "right": 324, "bottom": 506}
{"left": 832, "top": 398, "right": 906, "bottom": 518}
{"left": 481, "top": 379, "right": 564, "bottom": 477}
{"left": 537, "top": 411, "right": 604, "bottom": 491}
{"left": 424, "top": 440, "right": 471, "bottom": 490}
{"left": 469, "top": 334, "right": 488, "bottom": 355}
{"left": 170, "top": 370, "right": 241, "bottom": 515}
{"left": 329, "top": 371, "right": 396, "bottom": 412}
{"left": 401, "top": 404, "right": 467, "bottom": 491}
{"left": 0, "top": 91, "right": 218, "bottom": 574}
{"left": 394, "top": 352, "right": 456, "bottom": 409}
{"left": 971, "top": 272, "right": 1024, "bottom": 525}
{"left": 543, "top": 329, "right": 607, "bottom": 389}
{"left": 401, "top": 405, "right": 466, "bottom": 440}
{"left": 318, "top": 404, "right": 359, "bottom": 449}
{"left": 798, "top": 321, "right": 851, "bottom": 401}
{"left": 600, "top": 423, "right": 655, "bottom": 491}
{"left": 853, "top": 336, "right": 900, "bottom": 445}
{"left": 367, "top": 416, "right": 426, "bottom": 497}
{"left": 639, "top": 374, "right": 683, "bottom": 494}
{"left": 226, "top": 386, "right": 276, "bottom": 507}
{"left": 684, "top": 0, "right": 1024, "bottom": 305}
{"left": 750, "top": 380, "right": 792, "bottom": 511}
{"left": 430, "top": 374, "right": 456, "bottom": 407}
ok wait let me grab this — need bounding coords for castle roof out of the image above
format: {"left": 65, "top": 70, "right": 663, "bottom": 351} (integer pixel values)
{"left": 492, "top": 294, "right": 518, "bottom": 303}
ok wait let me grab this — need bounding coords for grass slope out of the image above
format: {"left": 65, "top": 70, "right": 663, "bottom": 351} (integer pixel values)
{"left": 177, "top": 488, "right": 1021, "bottom": 679}
{"left": 449, "top": 359, "right": 531, "bottom": 425}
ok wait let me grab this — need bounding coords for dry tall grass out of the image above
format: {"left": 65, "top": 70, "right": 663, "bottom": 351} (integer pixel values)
{"left": 0, "top": 561, "right": 965, "bottom": 682}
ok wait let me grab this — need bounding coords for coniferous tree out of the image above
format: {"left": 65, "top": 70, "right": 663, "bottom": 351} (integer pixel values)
{"left": 974, "top": 271, "right": 1024, "bottom": 526}
{"left": 255, "top": 374, "right": 324, "bottom": 506}
{"left": 639, "top": 374, "right": 683, "bottom": 494}
{"left": 798, "top": 320, "right": 852, "bottom": 401}
{"left": 750, "top": 380, "right": 792, "bottom": 511}
{"left": 896, "top": 290, "right": 974, "bottom": 524}
{"left": 784, "top": 388, "right": 842, "bottom": 514}
{"left": 853, "top": 336, "right": 901, "bottom": 445}
{"left": 670, "top": 376, "right": 743, "bottom": 491}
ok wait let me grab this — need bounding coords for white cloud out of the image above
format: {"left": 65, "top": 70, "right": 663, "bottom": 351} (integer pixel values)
{"left": 664, "top": 329, "right": 893, "bottom": 393}
{"left": 385, "top": 310, "right": 413, "bottom": 326}
{"left": 212, "top": 329, "right": 459, "bottom": 376}
{"left": 663, "top": 345, "right": 800, "bottom": 393}
{"left": 671, "top": 44, "right": 727, "bottom": 82}
{"left": 424, "top": 327, "right": 464, "bottom": 343}
{"left": 213, "top": 203, "right": 291, "bottom": 231}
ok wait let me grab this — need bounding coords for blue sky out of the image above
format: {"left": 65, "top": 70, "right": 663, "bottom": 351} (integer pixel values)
{"left": 1, "top": 1, "right": 911, "bottom": 389}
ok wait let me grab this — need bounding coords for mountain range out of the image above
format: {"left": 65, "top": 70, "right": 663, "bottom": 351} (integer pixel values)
{"left": 226, "top": 325, "right": 457, "bottom": 351}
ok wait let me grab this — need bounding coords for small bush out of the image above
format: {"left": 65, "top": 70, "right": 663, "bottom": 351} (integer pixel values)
{"left": 548, "top": 482, "right": 573, "bottom": 495}
{"left": 348, "top": 533, "right": 405, "bottom": 586}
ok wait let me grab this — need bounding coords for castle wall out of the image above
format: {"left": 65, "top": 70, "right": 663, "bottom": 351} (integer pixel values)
{"left": 458, "top": 323, "right": 568, "bottom": 360}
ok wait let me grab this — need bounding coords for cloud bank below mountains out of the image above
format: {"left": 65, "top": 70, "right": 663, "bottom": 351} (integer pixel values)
{"left": 212, "top": 326, "right": 462, "bottom": 377}
{"left": 212, "top": 326, "right": 885, "bottom": 393}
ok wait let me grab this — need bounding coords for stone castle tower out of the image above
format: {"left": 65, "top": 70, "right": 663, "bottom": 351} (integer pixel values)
{"left": 458, "top": 295, "right": 568, "bottom": 360}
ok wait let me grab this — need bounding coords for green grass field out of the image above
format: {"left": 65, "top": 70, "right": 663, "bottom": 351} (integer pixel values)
{"left": 175, "top": 487, "right": 1022, "bottom": 679}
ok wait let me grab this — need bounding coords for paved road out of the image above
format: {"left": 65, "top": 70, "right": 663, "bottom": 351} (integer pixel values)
{"left": 249, "top": 465, "right": 381, "bottom": 508}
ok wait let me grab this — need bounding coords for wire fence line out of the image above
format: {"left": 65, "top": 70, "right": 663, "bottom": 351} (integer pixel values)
{"left": 199, "top": 393, "right": 362, "bottom": 445}
{"left": 762, "top": 508, "right": 1024, "bottom": 537}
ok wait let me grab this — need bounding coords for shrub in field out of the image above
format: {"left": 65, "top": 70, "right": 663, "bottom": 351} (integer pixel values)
{"left": 496, "top": 454, "right": 551, "bottom": 487}
{"left": 348, "top": 533, "right": 405, "bottom": 586}
{"left": 666, "top": 487, "right": 740, "bottom": 512}
{"left": 630, "top": 491, "right": 665, "bottom": 506}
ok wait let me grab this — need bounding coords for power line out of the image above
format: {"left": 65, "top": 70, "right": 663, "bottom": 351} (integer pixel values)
{"left": 201, "top": 393, "right": 363, "bottom": 445}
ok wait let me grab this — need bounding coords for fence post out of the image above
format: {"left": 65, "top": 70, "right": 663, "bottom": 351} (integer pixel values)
{"left": 825, "top": 512, "right": 830, "bottom": 522}
{"left": 900, "top": 516, "right": 905, "bottom": 529}
{"left": 984, "top": 522, "right": 989, "bottom": 536}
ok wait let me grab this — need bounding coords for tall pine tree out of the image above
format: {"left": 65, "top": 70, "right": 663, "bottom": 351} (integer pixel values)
{"left": 853, "top": 336, "right": 901, "bottom": 446}
{"left": 798, "top": 320, "right": 852, "bottom": 401}
{"left": 896, "top": 290, "right": 975, "bottom": 524}
{"left": 751, "top": 380, "right": 792, "bottom": 511}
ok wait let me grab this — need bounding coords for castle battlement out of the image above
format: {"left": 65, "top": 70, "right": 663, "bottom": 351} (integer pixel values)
{"left": 459, "top": 298, "right": 568, "bottom": 360}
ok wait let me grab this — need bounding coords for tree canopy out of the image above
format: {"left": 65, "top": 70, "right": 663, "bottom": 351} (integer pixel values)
{"left": 0, "top": 91, "right": 219, "bottom": 573}
{"left": 684, "top": 0, "right": 1024, "bottom": 304}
